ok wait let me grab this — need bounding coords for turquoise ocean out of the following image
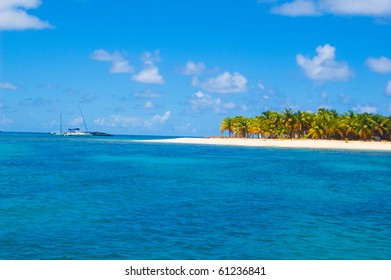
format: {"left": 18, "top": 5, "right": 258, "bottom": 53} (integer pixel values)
{"left": 1, "top": 132, "right": 390, "bottom": 260}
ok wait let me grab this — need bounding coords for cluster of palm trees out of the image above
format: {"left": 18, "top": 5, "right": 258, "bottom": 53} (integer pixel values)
{"left": 220, "top": 109, "right": 391, "bottom": 141}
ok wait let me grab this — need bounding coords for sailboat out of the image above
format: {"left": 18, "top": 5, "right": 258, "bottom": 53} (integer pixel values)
{"left": 63, "top": 107, "right": 92, "bottom": 136}
{"left": 51, "top": 107, "right": 112, "bottom": 136}
{"left": 50, "top": 113, "right": 65, "bottom": 135}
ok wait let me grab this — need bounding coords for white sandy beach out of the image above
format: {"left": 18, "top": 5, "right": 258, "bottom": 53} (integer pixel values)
{"left": 141, "top": 137, "right": 391, "bottom": 151}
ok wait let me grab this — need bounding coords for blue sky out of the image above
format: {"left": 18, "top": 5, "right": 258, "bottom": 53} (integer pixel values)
{"left": 1, "top": 0, "right": 391, "bottom": 136}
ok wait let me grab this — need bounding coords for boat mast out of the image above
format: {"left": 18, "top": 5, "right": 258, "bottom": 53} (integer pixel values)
{"left": 60, "top": 113, "right": 63, "bottom": 133}
{"left": 78, "top": 106, "right": 89, "bottom": 132}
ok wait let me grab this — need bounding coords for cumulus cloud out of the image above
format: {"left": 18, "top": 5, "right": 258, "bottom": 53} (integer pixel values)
{"left": 91, "top": 49, "right": 134, "bottom": 73}
{"left": 353, "top": 104, "right": 377, "bottom": 114}
{"left": 94, "top": 115, "right": 141, "bottom": 128}
{"left": 193, "top": 72, "right": 247, "bottom": 93}
{"left": 272, "top": 0, "right": 320, "bottom": 16}
{"left": 0, "top": 115, "right": 13, "bottom": 125}
{"left": 68, "top": 116, "right": 84, "bottom": 127}
{"left": 144, "top": 101, "right": 154, "bottom": 109}
{"left": 190, "top": 91, "right": 236, "bottom": 113}
{"left": 133, "top": 89, "right": 162, "bottom": 99}
{"left": 132, "top": 64, "right": 164, "bottom": 84}
{"left": 147, "top": 111, "right": 171, "bottom": 125}
{"left": 386, "top": 80, "right": 391, "bottom": 95}
{"left": 266, "top": 0, "right": 391, "bottom": 17}
{"left": 241, "top": 105, "right": 248, "bottom": 112}
{"left": 0, "top": 82, "right": 17, "bottom": 90}
{"left": 322, "top": 0, "right": 391, "bottom": 16}
{"left": 181, "top": 61, "right": 206, "bottom": 75}
{"left": 296, "top": 44, "right": 352, "bottom": 81}
{"left": 94, "top": 111, "right": 171, "bottom": 128}
{"left": 140, "top": 50, "right": 161, "bottom": 63}
{"left": 366, "top": 56, "right": 391, "bottom": 73}
{"left": 0, "top": 0, "right": 53, "bottom": 30}
{"left": 132, "top": 51, "right": 164, "bottom": 84}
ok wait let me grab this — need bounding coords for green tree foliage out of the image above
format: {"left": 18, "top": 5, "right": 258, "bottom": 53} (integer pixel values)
{"left": 220, "top": 109, "right": 391, "bottom": 141}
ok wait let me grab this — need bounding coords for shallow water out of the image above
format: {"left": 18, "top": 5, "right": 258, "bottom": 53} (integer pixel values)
{"left": 1, "top": 133, "right": 390, "bottom": 259}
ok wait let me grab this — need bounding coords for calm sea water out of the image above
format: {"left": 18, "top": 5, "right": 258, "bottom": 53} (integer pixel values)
{"left": 1, "top": 132, "right": 390, "bottom": 260}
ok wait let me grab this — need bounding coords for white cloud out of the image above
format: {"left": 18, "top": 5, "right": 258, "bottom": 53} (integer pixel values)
{"left": 94, "top": 115, "right": 141, "bottom": 128}
{"left": 322, "top": 0, "right": 391, "bottom": 16}
{"left": 140, "top": 50, "right": 161, "bottom": 64}
{"left": 68, "top": 117, "right": 84, "bottom": 127}
{"left": 257, "top": 82, "right": 266, "bottom": 90}
{"left": 296, "top": 44, "right": 352, "bottom": 81}
{"left": 181, "top": 61, "right": 206, "bottom": 75}
{"left": 386, "top": 80, "right": 391, "bottom": 95}
{"left": 111, "top": 60, "right": 133, "bottom": 73}
{"left": 144, "top": 101, "right": 154, "bottom": 109}
{"left": 190, "top": 91, "right": 236, "bottom": 113}
{"left": 148, "top": 111, "right": 171, "bottom": 125}
{"left": 272, "top": 0, "right": 320, "bottom": 16}
{"left": 90, "top": 49, "right": 133, "bottom": 73}
{"left": 353, "top": 105, "right": 377, "bottom": 114}
{"left": 0, "top": 0, "right": 53, "bottom": 30}
{"left": 267, "top": 0, "right": 391, "bottom": 17}
{"left": 132, "top": 64, "right": 164, "bottom": 84}
{"left": 366, "top": 56, "right": 391, "bottom": 73}
{"left": 223, "top": 102, "right": 236, "bottom": 109}
{"left": 90, "top": 49, "right": 112, "bottom": 61}
{"left": 193, "top": 72, "right": 247, "bottom": 93}
{"left": 0, "top": 115, "right": 13, "bottom": 125}
{"left": 190, "top": 91, "right": 221, "bottom": 112}
{"left": 0, "top": 82, "right": 17, "bottom": 90}
{"left": 133, "top": 89, "right": 162, "bottom": 99}
{"left": 132, "top": 51, "right": 164, "bottom": 84}
{"left": 241, "top": 105, "right": 248, "bottom": 112}
{"left": 94, "top": 111, "right": 171, "bottom": 128}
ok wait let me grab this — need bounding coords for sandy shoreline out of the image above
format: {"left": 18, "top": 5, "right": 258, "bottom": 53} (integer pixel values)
{"left": 140, "top": 137, "right": 391, "bottom": 151}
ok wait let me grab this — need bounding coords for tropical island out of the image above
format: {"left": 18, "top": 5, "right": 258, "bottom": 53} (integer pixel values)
{"left": 142, "top": 109, "right": 391, "bottom": 151}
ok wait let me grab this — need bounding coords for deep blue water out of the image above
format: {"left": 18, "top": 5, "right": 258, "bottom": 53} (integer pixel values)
{"left": 1, "top": 132, "right": 390, "bottom": 260}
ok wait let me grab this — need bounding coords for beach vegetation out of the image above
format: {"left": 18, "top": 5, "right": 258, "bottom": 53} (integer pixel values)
{"left": 221, "top": 109, "right": 391, "bottom": 141}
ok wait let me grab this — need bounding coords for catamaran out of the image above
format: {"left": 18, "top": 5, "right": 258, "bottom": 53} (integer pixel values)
{"left": 63, "top": 107, "right": 92, "bottom": 136}
{"left": 63, "top": 127, "right": 92, "bottom": 136}
{"left": 51, "top": 107, "right": 112, "bottom": 136}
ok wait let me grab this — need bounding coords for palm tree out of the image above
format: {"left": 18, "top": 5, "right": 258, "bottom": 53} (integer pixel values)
{"left": 232, "top": 116, "right": 250, "bottom": 138}
{"left": 294, "top": 111, "right": 312, "bottom": 139}
{"left": 326, "top": 116, "right": 344, "bottom": 140}
{"left": 343, "top": 111, "right": 358, "bottom": 140}
{"left": 357, "top": 114, "right": 374, "bottom": 141}
{"left": 220, "top": 117, "right": 233, "bottom": 137}
{"left": 262, "top": 111, "right": 281, "bottom": 139}
{"left": 371, "top": 114, "right": 389, "bottom": 140}
{"left": 306, "top": 117, "right": 325, "bottom": 139}
{"left": 248, "top": 115, "right": 265, "bottom": 138}
{"left": 385, "top": 116, "right": 391, "bottom": 140}
{"left": 281, "top": 108, "right": 295, "bottom": 139}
